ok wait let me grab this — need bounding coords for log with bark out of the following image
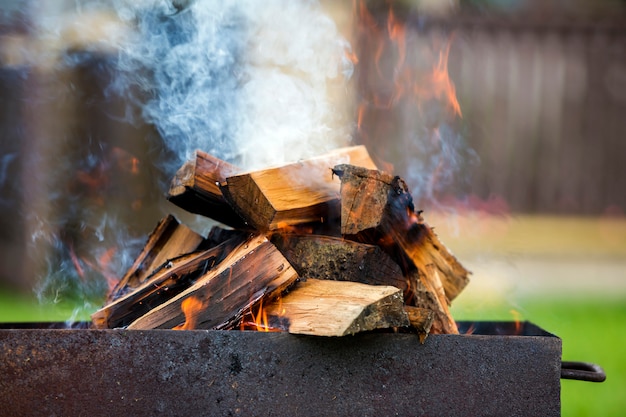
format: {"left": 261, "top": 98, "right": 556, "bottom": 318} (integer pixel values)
{"left": 333, "top": 164, "right": 470, "bottom": 300}
{"left": 333, "top": 164, "right": 470, "bottom": 334}
{"left": 93, "top": 148, "right": 470, "bottom": 338}
{"left": 270, "top": 233, "right": 407, "bottom": 290}
{"left": 249, "top": 278, "right": 409, "bottom": 336}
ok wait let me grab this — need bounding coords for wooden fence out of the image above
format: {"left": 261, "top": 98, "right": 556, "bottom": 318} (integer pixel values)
{"left": 447, "top": 15, "right": 626, "bottom": 215}
{"left": 356, "top": 10, "right": 626, "bottom": 215}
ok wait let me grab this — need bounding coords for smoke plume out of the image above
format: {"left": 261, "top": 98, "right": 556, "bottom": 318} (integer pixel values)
{"left": 112, "top": 0, "right": 355, "bottom": 174}
{"left": 18, "top": 0, "right": 356, "bottom": 312}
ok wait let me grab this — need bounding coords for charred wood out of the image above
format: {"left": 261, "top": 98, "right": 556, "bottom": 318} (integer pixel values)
{"left": 334, "top": 164, "right": 470, "bottom": 334}
{"left": 107, "top": 215, "right": 205, "bottom": 302}
{"left": 91, "top": 234, "right": 246, "bottom": 329}
{"left": 126, "top": 235, "right": 298, "bottom": 330}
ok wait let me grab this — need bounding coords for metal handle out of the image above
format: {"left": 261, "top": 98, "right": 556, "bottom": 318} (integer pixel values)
{"left": 561, "top": 361, "right": 606, "bottom": 382}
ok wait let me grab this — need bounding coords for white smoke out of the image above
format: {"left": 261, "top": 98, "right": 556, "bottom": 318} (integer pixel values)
{"left": 112, "top": 0, "right": 355, "bottom": 173}
{"left": 17, "top": 0, "right": 356, "bottom": 312}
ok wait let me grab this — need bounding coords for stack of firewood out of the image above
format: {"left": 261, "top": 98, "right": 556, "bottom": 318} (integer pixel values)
{"left": 91, "top": 146, "right": 469, "bottom": 338}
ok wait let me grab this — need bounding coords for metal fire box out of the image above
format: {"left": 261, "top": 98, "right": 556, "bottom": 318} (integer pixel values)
{"left": 0, "top": 322, "right": 568, "bottom": 416}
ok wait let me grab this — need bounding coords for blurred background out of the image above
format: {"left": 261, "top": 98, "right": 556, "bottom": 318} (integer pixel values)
{"left": 1, "top": 0, "right": 625, "bottom": 415}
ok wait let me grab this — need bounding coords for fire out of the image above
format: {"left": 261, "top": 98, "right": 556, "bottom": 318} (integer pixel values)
{"left": 239, "top": 297, "right": 285, "bottom": 332}
{"left": 275, "top": 222, "right": 315, "bottom": 235}
{"left": 110, "top": 147, "right": 141, "bottom": 176}
{"left": 68, "top": 243, "right": 86, "bottom": 281}
{"left": 96, "top": 247, "right": 120, "bottom": 293}
{"left": 353, "top": 1, "right": 461, "bottom": 116}
{"left": 413, "top": 39, "right": 461, "bottom": 118}
{"left": 386, "top": 8, "right": 406, "bottom": 74}
{"left": 68, "top": 241, "right": 119, "bottom": 293}
{"left": 463, "top": 323, "right": 476, "bottom": 335}
{"left": 510, "top": 309, "right": 523, "bottom": 335}
{"left": 251, "top": 298, "right": 270, "bottom": 332}
{"left": 352, "top": 1, "right": 462, "bottom": 184}
{"left": 173, "top": 296, "right": 208, "bottom": 330}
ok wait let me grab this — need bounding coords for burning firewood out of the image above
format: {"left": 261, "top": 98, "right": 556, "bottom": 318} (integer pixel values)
{"left": 221, "top": 145, "right": 377, "bottom": 231}
{"left": 107, "top": 215, "right": 205, "bottom": 302}
{"left": 408, "top": 268, "right": 458, "bottom": 334}
{"left": 333, "top": 164, "right": 470, "bottom": 334}
{"left": 125, "top": 234, "right": 298, "bottom": 330}
{"left": 270, "top": 233, "right": 407, "bottom": 290}
{"left": 167, "top": 150, "right": 247, "bottom": 229}
{"left": 333, "top": 163, "right": 470, "bottom": 299}
{"left": 252, "top": 278, "right": 409, "bottom": 336}
{"left": 91, "top": 233, "right": 247, "bottom": 329}
{"left": 94, "top": 148, "right": 470, "bottom": 338}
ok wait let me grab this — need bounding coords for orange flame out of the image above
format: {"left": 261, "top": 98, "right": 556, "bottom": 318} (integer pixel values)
{"left": 353, "top": 1, "right": 462, "bottom": 166}
{"left": 97, "top": 247, "right": 120, "bottom": 293}
{"left": 413, "top": 39, "right": 462, "bottom": 118}
{"left": 173, "top": 296, "right": 208, "bottom": 330}
{"left": 387, "top": 7, "right": 406, "bottom": 76}
{"left": 74, "top": 147, "right": 142, "bottom": 209}
{"left": 73, "top": 245, "right": 121, "bottom": 293}
{"left": 344, "top": 48, "right": 359, "bottom": 66}
{"left": 252, "top": 298, "right": 270, "bottom": 332}
{"left": 111, "top": 147, "right": 141, "bottom": 176}
{"left": 463, "top": 323, "right": 476, "bottom": 335}
{"left": 510, "top": 309, "right": 523, "bottom": 335}
{"left": 275, "top": 222, "right": 315, "bottom": 235}
{"left": 357, "top": 102, "right": 366, "bottom": 131}
{"left": 240, "top": 297, "right": 285, "bottom": 332}
{"left": 354, "top": 1, "right": 461, "bottom": 114}
{"left": 68, "top": 243, "right": 86, "bottom": 281}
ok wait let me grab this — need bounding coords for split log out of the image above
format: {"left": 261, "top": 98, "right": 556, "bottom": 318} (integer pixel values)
{"left": 91, "top": 234, "right": 247, "bottom": 329}
{"left": 333, "top": 164, "right": 470, "bottom": 301}
{"left": 126, "top": 234, "right": 298, "bottom": 330}
{"left": 408, "top": 267, "right": 457, "bottom": 334}
{"left": 167, "top": 150, "right": 247, "bottom": 228}
{"left": 107, "top": 215, "right": 205, "bottom": 302}
{"left": 334, "top": 164, "right": 470, "bottom": 334}
{"left": 270, "top": 233, "right": 407, "bottom": 290}
{"left": 257, "top": 278, "right": 409, "bottom": 336}
{"left": 222, "top": 145, "right": 377, "bottom": 232}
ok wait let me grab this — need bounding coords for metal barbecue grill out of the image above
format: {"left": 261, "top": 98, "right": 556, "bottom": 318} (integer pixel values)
{"left": 0, "top": 321, "right": 604, "bottom": 417}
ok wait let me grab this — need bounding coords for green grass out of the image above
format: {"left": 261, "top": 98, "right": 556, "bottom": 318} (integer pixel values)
{"left": 1, "top": 288, "right": 623, "bottom": 416}
{"left": 527, "top": 298, "right": 626, "bottom": 417}
{"left": 452, "top": 296, "right": 626, "bottom": 417}
{"left": 0, "top": 286, "right": 93, "bottom": 323}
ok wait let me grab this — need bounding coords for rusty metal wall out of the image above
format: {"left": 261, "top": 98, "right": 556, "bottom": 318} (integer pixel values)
{"left": 0, "top": 324, "right": 562, "bottom": 417}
